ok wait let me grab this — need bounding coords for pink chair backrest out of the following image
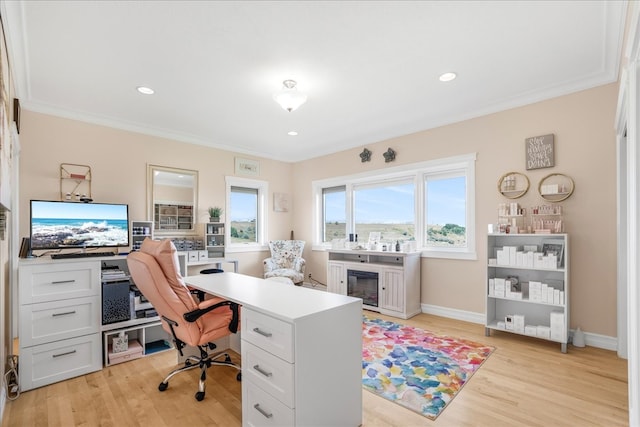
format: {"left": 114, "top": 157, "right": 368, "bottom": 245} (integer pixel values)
{"left": 127, "top": 238, "right": 202, "bottom": 346}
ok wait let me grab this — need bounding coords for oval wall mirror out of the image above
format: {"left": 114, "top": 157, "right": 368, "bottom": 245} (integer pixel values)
{"left": 147, "top": 164, "right": 199, "bottom": 234}
{"left": 497, "top": 172, "right": 530, "bottom": 199}
{"left": 538, "top": 173, "right": 574, "bottom": 202}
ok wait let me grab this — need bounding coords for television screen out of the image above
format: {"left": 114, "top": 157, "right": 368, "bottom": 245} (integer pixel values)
{"left": 30, "top": 200, "right": 130, "bottom": 250}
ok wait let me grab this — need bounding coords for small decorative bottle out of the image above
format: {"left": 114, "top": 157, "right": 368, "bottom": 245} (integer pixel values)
{"left": 395, "top": 241, "right": 400, "bottom": 252}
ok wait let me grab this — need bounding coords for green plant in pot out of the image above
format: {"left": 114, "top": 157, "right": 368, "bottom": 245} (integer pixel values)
{"left": 208, "top": 206, "right": 223, "bottom": 222}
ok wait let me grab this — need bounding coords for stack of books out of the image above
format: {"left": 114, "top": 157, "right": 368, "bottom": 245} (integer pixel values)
{"left": 101, "top": 269, "right": 128, "bottom": 281}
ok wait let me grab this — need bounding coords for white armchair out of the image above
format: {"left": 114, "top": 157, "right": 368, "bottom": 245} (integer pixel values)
{"left": 263, "top": 240, "right": 306, "bottom": 285}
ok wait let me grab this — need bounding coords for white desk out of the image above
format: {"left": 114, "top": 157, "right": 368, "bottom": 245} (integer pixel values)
{"left": 183, "top": 272, "right": 363, "bottom": 427}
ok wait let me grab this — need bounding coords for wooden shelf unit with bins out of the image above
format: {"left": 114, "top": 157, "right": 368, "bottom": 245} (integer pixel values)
{"left": 205, "top": 221, "right": 225, "bottom": 258}
{"left": 154, "top": 203, "right": 193, "bottom": 230}
{"left": 486, "top": 233, "right": 569, "bottom": 352}
{"left": 131, "top": 220, "right": 153, "bottom": 251}
{"left": 326, "top": 249, "right": 421, "bottom": 320}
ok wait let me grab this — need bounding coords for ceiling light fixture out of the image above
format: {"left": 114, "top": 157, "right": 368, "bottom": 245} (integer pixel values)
{"left": 288, "top": 131, "right": 298, "bottom": 136}
{"left": 136, "top": 86, "right": 155, "bottom": 95}
{"left": 439, "top": 72, "right": 457, "bottom": 82}
{"left": 273, "top": 80, "right": 307, "bottom": 112}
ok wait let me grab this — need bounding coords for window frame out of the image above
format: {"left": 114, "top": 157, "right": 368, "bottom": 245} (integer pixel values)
{"left": 312, "top": 153, "right": 476, "bottom": 260}
{"left": 225, "top": 176, "right": 269, "bottom": 253}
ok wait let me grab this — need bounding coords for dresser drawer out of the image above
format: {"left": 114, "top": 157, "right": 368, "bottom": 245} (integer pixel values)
{"left": 19, "top": 296, "right": 101, "bottom": 347}
{"left": 20, "top": 262, "right": 100, "bottom": 305}
{"left": 243, "top": 379, "right": 295, "bottom": 427}
{"left": 242, "top": 340, "right": 294, "bottom": 408}
{"left": 242, "top": 308, "right": 294, "bottom": 362}
{"left": 19, "top": 333, "right": 101, "bottom": 391}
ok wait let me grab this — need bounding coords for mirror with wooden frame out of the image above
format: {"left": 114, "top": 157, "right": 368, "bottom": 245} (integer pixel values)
{"left": 147, "top": 164, "right": 198, "bottom": 234}
{"left": 497, "top": 172, "right": 530, "bottom": 199}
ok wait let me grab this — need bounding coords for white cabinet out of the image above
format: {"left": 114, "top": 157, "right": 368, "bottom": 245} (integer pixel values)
{"left": 19, "top": 260, "right": 102, "bottom": 390}
{"left": 380, "top": 267, "right": 405, "bottom": 313}
{"left": 240, "top": 300, "right": 362, "bottom": 427}
{"left": 327, "top": 261, "right": 346, "bottom": 294}
{"left": 326, "top": 250, "right": 421, "bottom": 319}
{"left": 486, "top": 233, "right": 569, "bottom": 352}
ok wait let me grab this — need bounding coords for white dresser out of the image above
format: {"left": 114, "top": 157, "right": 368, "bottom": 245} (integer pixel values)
{"left": 184, "top": 272, "right": 363, "bottom": 427}
{"left": 18, "top": 258, "right": 103, "bottom": 391}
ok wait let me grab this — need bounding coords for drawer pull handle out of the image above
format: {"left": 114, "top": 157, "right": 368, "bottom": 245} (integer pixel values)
{"left": 51, "top": 280, "right": 75, "bottom": 285}
{"left": 253, "top": 403, "right": 273, "bottom": 419}
{"left": 253, "top": 364, "right": 273, "bottom": 377}
{"left": 52, "top": 350, "right": 77, "bottom": 358}
{"left": 52, "top": 311, "right": 76, "bottom": 317}
{"left": 252, "top": 327, "right": 272, "bottom": 338}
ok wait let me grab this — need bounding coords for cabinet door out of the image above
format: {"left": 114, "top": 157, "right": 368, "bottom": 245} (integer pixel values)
{"left": 380, "top": 268, "right": 405, "bottom": 313}
{"left": 327, "top": 262, "right": 346, "bottom": 295}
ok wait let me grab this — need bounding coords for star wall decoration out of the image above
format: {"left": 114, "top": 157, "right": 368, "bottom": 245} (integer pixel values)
{"left": 360, "top": 148, "right": 372, "bottom": 162}
{"left": 383, "top": 148, "right": 396, "bottom": 163}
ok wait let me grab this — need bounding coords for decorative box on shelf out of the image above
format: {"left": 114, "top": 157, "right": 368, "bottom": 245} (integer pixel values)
{"left": 112, "top": 332, "right": 128, "bottom": 353}
{"left": 108, "top": 339, "right": 143, "bottom": 365}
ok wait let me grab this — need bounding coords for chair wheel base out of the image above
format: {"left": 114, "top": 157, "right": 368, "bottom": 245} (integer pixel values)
{"left": 195, "top": 391, "right": 205, "bottom": 401}
{"left": 158, "top": 382, "right": 168, "bottom": 392}
{"left": 237, "top": 372, "right": 242, "bottom": 381}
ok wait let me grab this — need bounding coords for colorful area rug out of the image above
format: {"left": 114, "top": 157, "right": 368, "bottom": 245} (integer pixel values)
{"left": 362, "top": 316, "right": 495, "bottom": 420}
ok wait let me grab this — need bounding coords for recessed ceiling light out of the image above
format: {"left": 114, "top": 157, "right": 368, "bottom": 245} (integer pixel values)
{"left": 288, "top": 131, "right": 298, "bottom": 136}
{"left": 439, "top": 72, "right": 457, "bottom": 82}
{"left": 136, "top": 86, "right": 155, "bottom": 95}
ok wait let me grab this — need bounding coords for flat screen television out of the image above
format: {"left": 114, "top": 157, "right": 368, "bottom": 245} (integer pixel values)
{"left": 30, "top": 200, "right": 130, "bottom": 250}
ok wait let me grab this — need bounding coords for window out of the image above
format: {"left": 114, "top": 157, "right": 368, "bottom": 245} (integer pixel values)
{"left": 225, "top": 176, "right": 268, "bottom": 251}
{"left": 312, "top": 153, "right": 476, "bottom": 260}
{"left": 425, "top": 173, "right": 466, "bottom": 248}
{"left": 323, "top": 186, "right": 346, "bottom": 242}
{"left": 353, "top": 179, "right": 415, "bottom": 244}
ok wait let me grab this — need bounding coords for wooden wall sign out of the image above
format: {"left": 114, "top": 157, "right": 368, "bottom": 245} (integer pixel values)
{"left": 525, "top": 134, "right": 554, "bottom": 170}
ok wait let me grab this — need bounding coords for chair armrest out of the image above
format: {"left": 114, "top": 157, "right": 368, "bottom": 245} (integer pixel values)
{"left": 293, "top": 257, "right": 306, "bottom": 274}
{"left": 184, "top": 300, "right": 240, "bottom": 333}
{"left": 263, "top": 257, "right": 278, "bottom": 273}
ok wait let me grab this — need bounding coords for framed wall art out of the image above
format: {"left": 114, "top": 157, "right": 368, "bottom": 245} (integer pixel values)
{"left": 525, "top": 134, "right": 554, "bottom": 170}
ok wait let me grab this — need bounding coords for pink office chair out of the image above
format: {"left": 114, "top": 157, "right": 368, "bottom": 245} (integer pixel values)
{"left": 127, "top": 238, "right": 241, "bottom": 401}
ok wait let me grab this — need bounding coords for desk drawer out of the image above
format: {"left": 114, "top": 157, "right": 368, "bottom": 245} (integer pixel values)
{"left": 20, "top": 333, "right": 101, "bottom": 391}
{"left": 242, "top": 308, "right": 294, "bottom": 362}
{"left": 242, "top": 341, "right": 294, "bottom": 407}
{"left": 20, "top": 262, "right": 100, "bottom": 304}
{"left": 20, "top": 296, "right": 101, "bottom": 347}
{"left": 243, "top": 380, "right": 295, "bottom": 427}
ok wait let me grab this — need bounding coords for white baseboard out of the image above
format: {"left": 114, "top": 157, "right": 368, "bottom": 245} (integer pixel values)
{"left": 421, "top": 303, "right": 485, "bottom": 324}
{"left": 420, "top": 303, "right": 618, "bottom": 351}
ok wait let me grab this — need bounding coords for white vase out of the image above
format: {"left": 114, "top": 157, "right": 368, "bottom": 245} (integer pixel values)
{"left": 573, "top": 327, "right": 585, "bottom": 347}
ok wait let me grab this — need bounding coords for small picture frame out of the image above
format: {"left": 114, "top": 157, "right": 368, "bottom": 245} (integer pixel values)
{"left": 273, "top": 192, "right": 289, "bottom": 212}
{"left": 235, "top": 157, "right": 260, "bottom": 176}
{"left": 542, "top": 240, "right": 564, "bottom": 268}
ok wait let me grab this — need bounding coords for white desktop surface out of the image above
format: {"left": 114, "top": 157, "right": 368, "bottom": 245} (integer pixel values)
{"left": 183, "top": 272, "right": 360, "bottom": 322}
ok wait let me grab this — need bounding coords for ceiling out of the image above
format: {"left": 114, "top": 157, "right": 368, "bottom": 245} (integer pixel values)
{"left": 1, "top": 1, "right": 628, "bottom": 162}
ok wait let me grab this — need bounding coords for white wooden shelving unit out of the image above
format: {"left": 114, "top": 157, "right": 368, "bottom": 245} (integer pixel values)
{"left": 131, "top": 220, "right": 153, "bottom": 251}
{"left": 486, "top": 233, "right": 569, "bottom": 352}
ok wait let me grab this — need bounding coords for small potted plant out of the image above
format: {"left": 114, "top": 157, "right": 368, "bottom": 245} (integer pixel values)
{"left": 208, "top": 206, "right": 223, "bottom": 222}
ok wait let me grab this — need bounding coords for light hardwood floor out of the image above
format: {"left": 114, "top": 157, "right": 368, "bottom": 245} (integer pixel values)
{"left": 2, "top": 312, "right": 628, "bottom": 427}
